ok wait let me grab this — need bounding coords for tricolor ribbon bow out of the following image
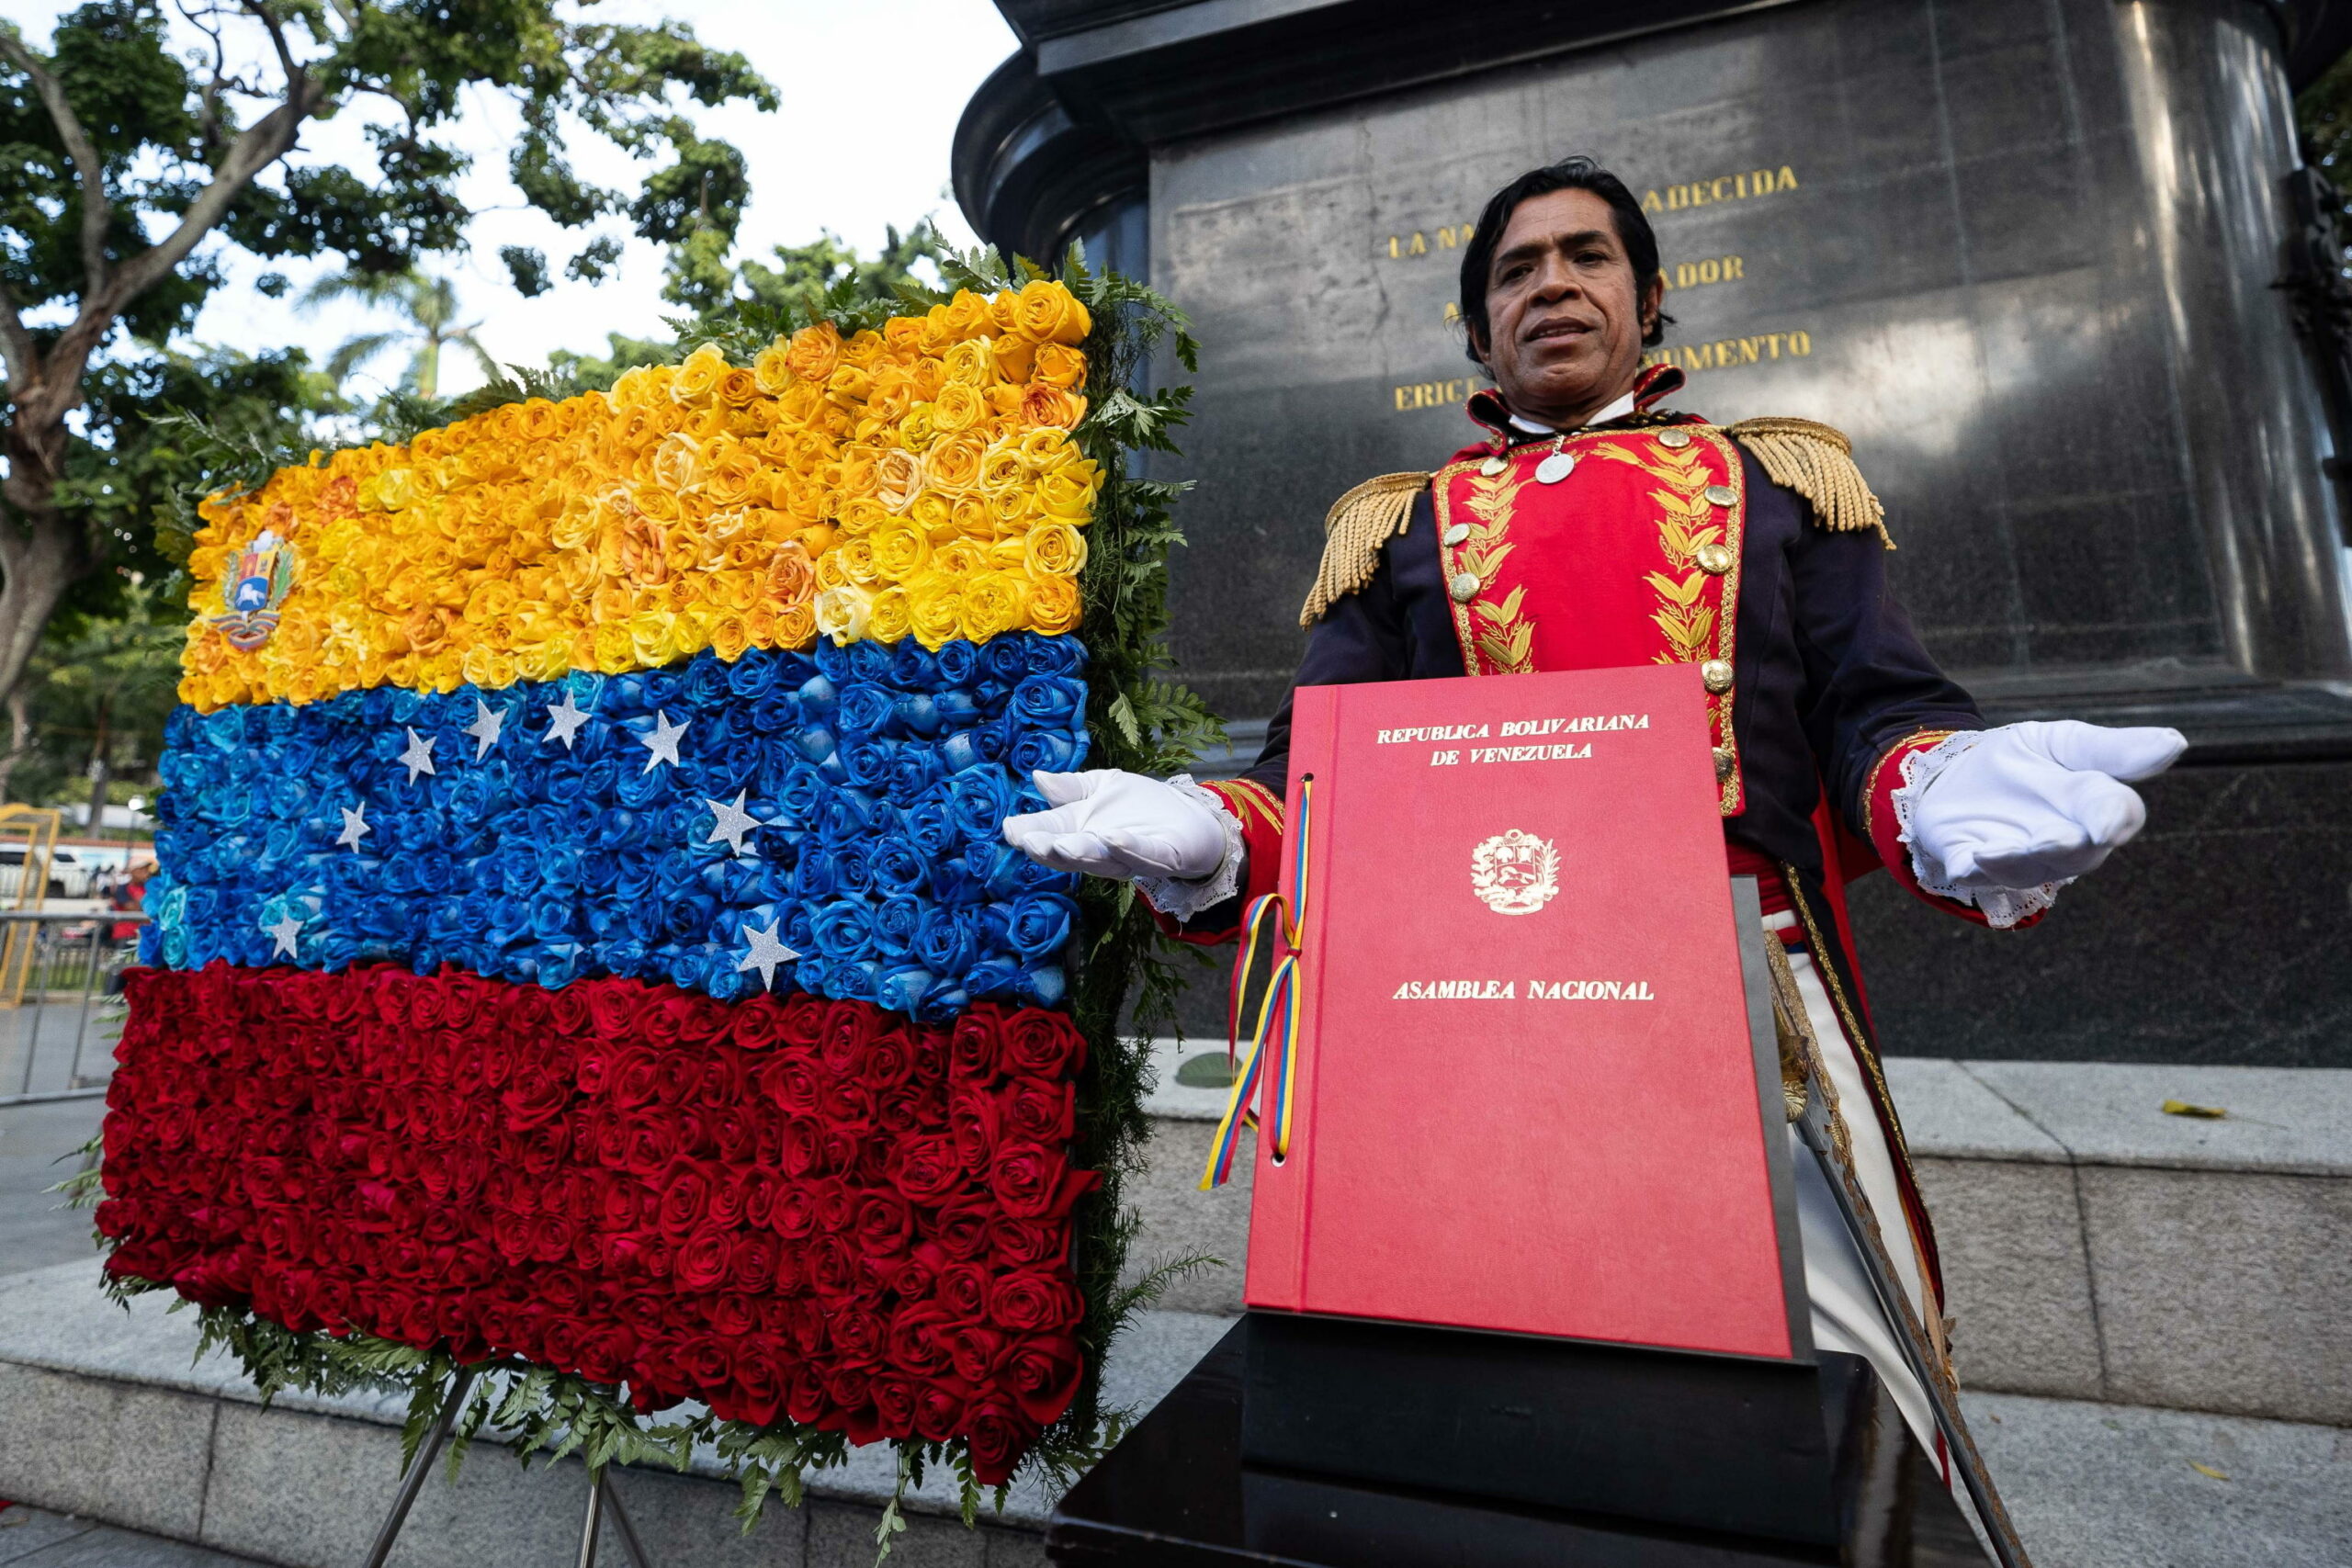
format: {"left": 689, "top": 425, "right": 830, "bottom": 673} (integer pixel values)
{"left": 1201, "top": 774, "right": 1313, "bottom": 1189}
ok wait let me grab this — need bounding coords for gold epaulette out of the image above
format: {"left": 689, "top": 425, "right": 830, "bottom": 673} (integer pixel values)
{"left": 1299, "top": 471, "right": 1430, "bottom": 626}
{"left": 1726, "top": 417, "right": 1894, "bottom": 548}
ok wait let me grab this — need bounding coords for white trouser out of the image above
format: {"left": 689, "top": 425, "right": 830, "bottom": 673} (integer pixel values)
{"left": 1765, "top": 913, "right": 1945, "bottom": 1474}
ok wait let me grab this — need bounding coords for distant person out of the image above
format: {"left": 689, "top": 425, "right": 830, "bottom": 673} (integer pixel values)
{"left": 1002, "top": 156, "right": 2188, "bottom": 1543}
{"left": 109, "top": 862, "right": 152, "bottom": 949}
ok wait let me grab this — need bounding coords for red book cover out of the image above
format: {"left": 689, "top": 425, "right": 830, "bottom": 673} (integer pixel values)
{"left": 1244, "top": 663, "right": 1800, "bottom": 1359}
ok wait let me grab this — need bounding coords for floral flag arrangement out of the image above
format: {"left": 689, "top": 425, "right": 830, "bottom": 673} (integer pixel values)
{"left": 93, "top": 259, "right": 1215, "bottom": 1513}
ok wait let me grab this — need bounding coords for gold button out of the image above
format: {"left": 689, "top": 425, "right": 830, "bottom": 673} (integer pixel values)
{"left": 1448, "top": 571, "right": 1482, "bottom": 603}
{"left": 1695, "top": 542, "right": 1734, "bottom": 576}
{"left": 1701, "top": 659, "right": 1734, "bottom": 694}
{"left": 1703, "top": 483, "right": 1737, "bottom": 507}
{"left": 1442, "top": 523, "right": 1470, "bottom": 547}
{"left": 1480, "top": 456, "right": 1509, "bottom": 477}
{"left": 1658, "top": 429, "right": 1692, "bottom": 448}
{"left": 1713, "top": 745, "right": 1736, "bottom": 780}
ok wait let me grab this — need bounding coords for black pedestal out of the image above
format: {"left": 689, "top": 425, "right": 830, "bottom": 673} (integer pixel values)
{"left": 1048, "top": 1316, "right": 1993, "bottom": 1566}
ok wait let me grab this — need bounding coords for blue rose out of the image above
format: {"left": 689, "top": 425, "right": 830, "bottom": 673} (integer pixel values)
{"left": 840, "top": 736, "right": 894, "bottom": 789}
{"left": 872, "top": 894, "right": 923, "bottom": 958}
{"left": 980, "top": 637, "right": 1030, "bottom": 687}
{"left": 683, "top": 649, "right": 732, "bottom": 709}
{"left": 824, "top": 958, "right": 879, "bottom": 1004}
{"left": 1011, "top": 674, "right": 1086, "bottom": 728}
{"left": 915, "top": 905, "right": 975, "bottom": 973}
{"left": 793, "top": 724, "right": 837, "bottom": 765}
{"left": 835, "top": 682, "right": 896, "bottom": 737}
{"left": 811, "top": 898, "right": 876, "bottom": 960}
{"left": 945, "top": 766, "right": 1014, "bottom": 843}
{"left": 1009, "top": 730, "right": 1080, "bottom": 775}
{"left": 933, "top": 639, "right": 979, "bottom": 687}
{"left": 1006, "top": 891, "right": 1076, "bottom": 959}
{"left": 881, "top": 743, "right": 942, "bottom": 807}
{"left": 1020, "top": 964, "right": 1067, "bottom": 1008}
{"left": 870, "top": 840, "right": 929, "bottom": 897}
{"left": 639, "top": 670, "right": 684, "bottom": 714}
{"left": 790, "top": 852, "right": 837, "bottom": 901}
{"left": 1025, "top": 635, "right": 1087, "bottom": 677}
{"left": 964, "top": 955, "right": 1023, "bottom": 1000}
{"left": 876, "top": 962, "right": 934, "bottom": 1016}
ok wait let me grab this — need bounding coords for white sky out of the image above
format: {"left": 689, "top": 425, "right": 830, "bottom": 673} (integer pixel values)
{"left": 2, "top": 0, "right": 1019, "bottom": 398}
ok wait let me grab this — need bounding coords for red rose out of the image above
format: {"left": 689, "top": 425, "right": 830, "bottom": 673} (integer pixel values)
{"left": 948, "top": 1013, "right": 1000, "bottom": 1081}
{"left": 777, "top": 991, "right": 831, "bottom": 1049}
{"left": 1004, "top": 1334, "right": 1084, "bottom": 1425}
{"left": 885, "top": 1302, "right": 956, "bottom": 1377}
{"left": 965, "top": 1399, "right": 1035, "bottom": 1486}
{"left": 949, "top": 1089, "right": 1000, "bottom": 1173}
{"left": 932, "top": 1201, "right": 994, "bottom": 1261}
{"left": 655, "top": 1165, "right": 713, "bottom": 1240}
{"left": 726, "top": 1233, "right": 777, "bottom": 1294}
{"left": 1001, "top": 1077, "right": 1075, "bottom": 1144}
{"left": 722, "top": 1335, "right": 789, "bottom": 1427}
{"left": 857, "top": 1024, "right": 918, "bottom": 1093}
{"left": 730, "top": 996, "right": 786, "bottom": 1051}
{"left": 988, "top": 1143, "right": 1098, "bottom": 1220}
{"left": 997, "top": 1007, "right": 1085, "bottom": 1078}
{"left": 675, "top": 1230, "right": 733, "bottom": 1292}
{"left": 870, "top": 1373, "right": 920, "bottom": 1439}
{"left": 886, "top": 1134, "right": 965, "bottom": 1205}
{"left": 936, "top": 1261, "right": 989, "bottom": 1321}
{"left": 987, "top": 1214, "right": 1068, "bottom": 1269}
{"left": 759, "top": 1057, "right": 823, "bottom": 1119}
{"left": 819, "top": 1000, "right": 880, "bottom": 1077}
{"left": 988, "top": 1269, "right": 1082, "bottom": 1334}
{"left": 914, "top": 1376, "right": 971, "bottom": 1442}
{"left": 854, "top": 1192, "right": 914, "bottom": 1261}
{"left": 771, "top": 1186, "right": 817, "bottom": 1240}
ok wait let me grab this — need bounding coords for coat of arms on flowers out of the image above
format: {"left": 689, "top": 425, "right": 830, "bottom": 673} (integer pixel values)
{"left": 1470, "top": 829, "right": 1562, "bottom": 915}
{"left": 209, "top": 530, "right": 298, "bottom": 650}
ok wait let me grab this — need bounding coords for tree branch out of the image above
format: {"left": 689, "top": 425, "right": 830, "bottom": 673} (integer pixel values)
{"left": 0, "top": 281, "right": 40, "bottom": 400}
{"left": 0, "top": 29, "right": 112, "bottom": 291}
{"left": 239, "top": 0, "right": 305, "bottom": 93}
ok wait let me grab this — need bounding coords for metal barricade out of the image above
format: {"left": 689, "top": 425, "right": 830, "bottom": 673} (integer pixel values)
{"left": 0, "top": 909, "right": 149, "bottom": 1106}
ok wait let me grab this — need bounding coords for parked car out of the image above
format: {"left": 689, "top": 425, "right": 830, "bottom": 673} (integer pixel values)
{"left": 0, "top": 843, "right": 100, "bottom": 900}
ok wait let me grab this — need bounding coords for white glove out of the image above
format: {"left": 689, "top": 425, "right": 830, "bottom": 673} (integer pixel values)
{"left": 1905, "top": 721, "right": 2187, "bottom": 892}
{"left": 1001, "top": 769, "right": 1230, "bottom": 882}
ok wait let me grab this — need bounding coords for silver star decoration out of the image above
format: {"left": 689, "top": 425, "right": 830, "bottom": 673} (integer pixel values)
{"left": 544, "top": 690, "right": 592, "bottom": 750}
{"left": 464, "top": 698, "right": 504, "bottom": 761}
{"left": 264, "top": 911, "right": 304, "bottom": 960}
{"left": 734, "top": 919, "right": 799, "bottom": 991}
{"left": 398, "top": 726, "right": 437, "bottom": 783}
{"left": 706, "top": 791, "right": 760, "bottom": 856}
{"left": 336, "top": 801, "right": 371, "bottom": 852}
{"left": 638, "top": 708, "right": 688, "bottom": 773}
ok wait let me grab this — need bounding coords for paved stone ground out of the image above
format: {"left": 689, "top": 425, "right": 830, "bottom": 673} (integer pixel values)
{"left": 0, "top": 1505, "right": 265, "bottom": 1567}
{"left": 0, "top": 1098, "right": 103, "bottom": 1281}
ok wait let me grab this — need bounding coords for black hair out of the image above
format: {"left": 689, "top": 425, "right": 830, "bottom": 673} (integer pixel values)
{"left": 1457, "top": 156, "right": 1671, "bottom": 367}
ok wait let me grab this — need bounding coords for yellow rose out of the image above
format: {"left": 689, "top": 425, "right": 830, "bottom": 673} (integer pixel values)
{"left": 838, "top": 534, "right": 879, "bottom": 585}
{"left": 707, "top": 445, "right": 763, "bottom": 508}
{"left": 905, "top": 572, "right": 964, "bottom": 649}
{"left": 1034, "top": 343, "right": 1088, "bottom": 390}
{"left": 871, "top": 520, "right": 931, "bottom": 581}
{"left": 838, "top": 498, "right": 892, "bottom": 536}
{"left": 825, "top": 364, "right": 873, "bottom": 408}
{"left": 933, "top": 538, "right": 989, "bottom": 580}
{"left": 874, "top": 448, "right": 923, "bottom": 513}
{"left": 990, "top": 336, "right": 1037, "bottom": 385}
{"left": 814, "top": 548, "right": 854, "bottom": 592}
{"left": 951, "top": 496, "right": 993, "bottom": 538}
{"left": 785, "top": 322, "right": 842, "bottom": 384}
{"left": 943, "top": 340, "right": 992, "bottom": 387}
{"left": 1015, "top": 278, "right": 1091, "bottom": 344}
{"left": 883, "top": 315, "right": 929, "bottom": 357}
{"left": 815, "top": 584, "right": 873, "bottom": 643}
{"left": 1026, "top": 571, "right": 1082, "bottom": 635}
{"left": 673, "top": 344, "right": 729, "bottom": 404}
{"left": 941, "top": 290, "right": 996, "bottom": 342}
{"left": 926, "top": 432, "right": 989, "bottom": 492}
{"left": 898, "top": 406, "right": 937, "bottom": 451}
{"left": 933, "top": 380, "right": 985, "bottom": 433}
{"left": 376, "top": 468, "right": 416, "bottom": 511}
{"left": 1038, "top": 461, "right": 1101, "bottom": 521}
{"left": 1023, "top": 522, "right": 1088, "bottom": 577}
{"left": 958, "top": 570, "right": 1029, "bottom": 642}
{"left": 1015, "top": 427, "right": 1075, "bottom": 469}
{"left": 718, "top": 367, "right": 760, "bottom": 408}
{"left": 774, "top": 598, "right": 818, "bottom": 649}
{"left": 866, "top": 585, "right": 911, "bottom": 643}
{"left": 753, "top": 342, "right": 793, "bottom": 395}
{"left": 1019, "top": 384, "right": 1088, "bottom": 431}
{"left": 763, "top": 538, "right": 816, "bottom": 609}
{"left": 709, "top": 613, "right": 752, "bottom": 661}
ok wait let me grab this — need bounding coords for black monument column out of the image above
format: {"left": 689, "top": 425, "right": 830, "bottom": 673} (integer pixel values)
{"left": 955, "top": 0, "right": 2352, "bottom": 1067}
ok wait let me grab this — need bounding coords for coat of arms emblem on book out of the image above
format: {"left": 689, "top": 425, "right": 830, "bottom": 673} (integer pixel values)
{"left": 1470, "top": 828, "right": 1561, "bottom": 915}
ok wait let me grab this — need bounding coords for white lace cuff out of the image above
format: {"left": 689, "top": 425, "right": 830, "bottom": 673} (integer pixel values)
{"left": 1133, "top": 774, "right": 1246, "bottom": 923}
{"left": 1891, "top": 732, "right": 2067, "bottom": 931}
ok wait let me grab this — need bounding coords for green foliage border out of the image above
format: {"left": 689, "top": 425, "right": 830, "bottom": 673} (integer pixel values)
{"left": 94, "top": 251, "right": 1223, "bottom": 1553}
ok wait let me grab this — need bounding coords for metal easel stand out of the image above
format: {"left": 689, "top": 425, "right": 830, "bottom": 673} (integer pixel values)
{"left": 356, "top": 1366, "right": 654, "bottom": 1568}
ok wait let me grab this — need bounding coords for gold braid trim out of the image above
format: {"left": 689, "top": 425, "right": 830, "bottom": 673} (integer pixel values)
{"left": 1726, "top": 417, "right": 1894, "bottom": 549}
{"left": 1299, "top": 471, "right": 1430, "bottom": 626}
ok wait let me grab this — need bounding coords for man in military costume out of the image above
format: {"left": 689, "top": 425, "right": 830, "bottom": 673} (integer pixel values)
{"left": 1004, "top": 158, "right": 2181, "bottom": 1538}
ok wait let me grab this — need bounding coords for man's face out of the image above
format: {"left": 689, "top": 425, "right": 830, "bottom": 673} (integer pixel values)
{"left": 1475, "top": 187, "right": 1661, "bottom": 426}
